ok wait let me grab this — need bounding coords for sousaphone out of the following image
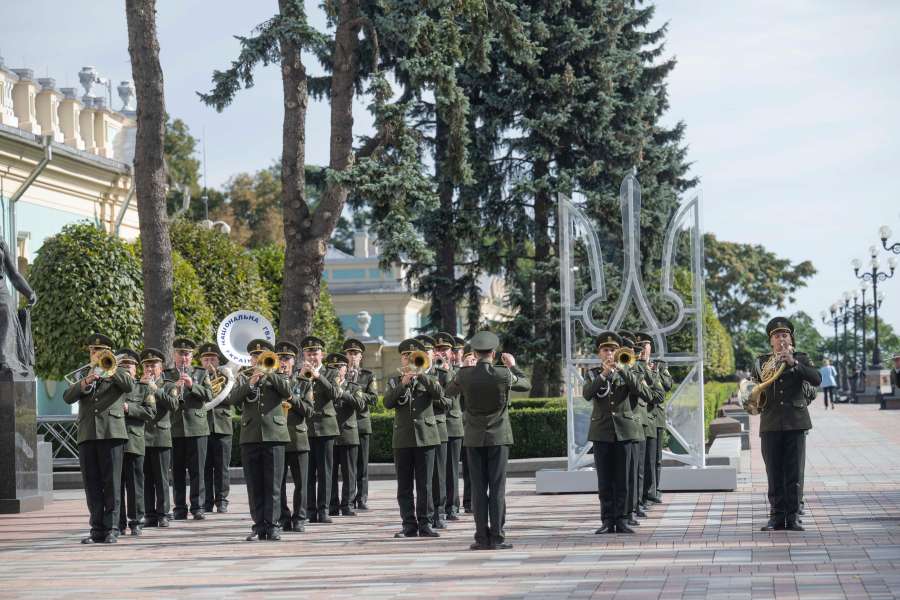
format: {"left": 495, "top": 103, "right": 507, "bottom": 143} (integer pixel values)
{"left": 205, "top": 310, "right": 276, "bottom": 409}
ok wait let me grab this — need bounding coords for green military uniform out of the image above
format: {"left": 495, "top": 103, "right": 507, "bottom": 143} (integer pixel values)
{"left": 384, "top": 338, "right": 444, "bottom": 537}
{"left": 437, "top": 330, "right": 465, "bottom": 520}
{"left": 445, "top": 331, "right": 531, "bottom": 550}
{"left": 327, "top": 352, "right": 366, "bottom": 516}
{"left": 116, "top": 349, "right": 157, "bottom": 536}
{"left": 344, "top": 338, "right": 378, "bottom": 511}
{"left": 165, "top": 338, "right": 213, "bottom": 519}
{"left": 616, "top": 331, "right": 648, "bottom": 526}
{"left": 417, "top": 334, "right": 451, "bottom": 529}
{"left": 197, "top": 343, "right": 235, "bottom": 514}
{"left": 227, "top": 339, "right": 293, "bottom": 541}
{"left": 140, "top": 348, "right": 177, "bottom": 527}
{"left": 456, "top": 337, "right": 473, "bottom": 513}
{"left": 63, "top": 334, "right": 134, "bottom": 544}
{"left": 755, "top": 317, "right": 820, "bottom": 531}
{"left": 582, "top": 332, "right": 643, "bottom": 534}
{"left": 279, "top": 341, "right": 315, "bottom": 531}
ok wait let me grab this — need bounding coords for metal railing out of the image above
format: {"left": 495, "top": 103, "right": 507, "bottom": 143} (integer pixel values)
{"left": 36, "top": 415, "right": 80, "bottom": 469}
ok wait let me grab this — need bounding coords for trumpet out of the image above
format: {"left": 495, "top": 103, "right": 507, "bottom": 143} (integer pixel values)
{"left": 63, "top": 349, "right": 119, "bottom": 384}
{"left": 299, "top": 361, "right": 321, "bottom": 380}
{"left": 613, "top": 347, "right": 636, "bottom": 368}
{"left": 404, "top": 350, "right": 430, "bottom": 374}
{"left": 434, "top": 356, "right": 446, "bottom": 369}
{"left": 255, "top": 350, "right": 280, "bottom": 375}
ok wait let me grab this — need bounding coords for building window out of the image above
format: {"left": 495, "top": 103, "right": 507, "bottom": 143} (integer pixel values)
{"left": 338, "top": 313, "right": 385, "bottom": 338}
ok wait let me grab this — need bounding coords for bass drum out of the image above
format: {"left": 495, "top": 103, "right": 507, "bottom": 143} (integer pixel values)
{"left": 216, "top": 310, "right": 276, "bottom": 367}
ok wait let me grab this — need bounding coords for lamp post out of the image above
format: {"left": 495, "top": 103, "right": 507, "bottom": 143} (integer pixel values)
{"left": 859, "top": 282, "right": 870, "bottom": 371}
{"left": 853, "top": 249, "right": 896, "bottom": 408}
{"left": 851, "top": 290, "right": 860, "bottom": 397}
{"left": 837, "top": 293, "right": 851, "bottom": 395}
{"left": 881, "top": 225, "right": 900, "bottom": 255}
{"left": 822, "top": 303, "right": 842, "bottom": 389}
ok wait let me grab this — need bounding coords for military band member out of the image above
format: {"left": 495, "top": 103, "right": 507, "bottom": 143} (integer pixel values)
{"left": 633, "top": 333, "right": 666, "bottom": 510}
{"left": 117, "top": 348, "right": 156, "bottom": 536}
{"left": 446, "top": 331, "right": 530, "bottom": 550}
{"left": 229, "top": 339, "right": 293, "bottom": 541}
{"left": 199, "top": 343, "right": 234, "bottom": 514}
{"left": 583, "top": 332, "right": 644, "bottom": 534}
{"left": 301, "top": 335, "right": 339, "bottom": 524}
{"left": 166, "top": 337, "right": 213, "bottom": 520}
{"left": 435, "top": 332, "right": 463, "bottom": 521}
{"left": 64, "top": 334, "right": 135, "bottom": 544}
{"left": 453, "top": 336, "right": 466, "bottom": 367}
{"left": 460, "top": 343, "right": 475, "bottom": 513}
{"left": 615, "top": 331, "right": 645, "bottom": 527}
{"left": 755, "top": 317, "right": 820, "bottom": 532}
{"left": 384, "top": 338, "right": 443, "bottom": 538}
{"left": 891, "top": 353, "right": 900, "bottom": 394}
{"left": 277, "top": 341, "right": 313, "bottom": 532}
{"left": 328, "top": 352, "right": 365, "bottom": 516}
{"left": 638, "top": 332, "right": 672, "bottom": 505}
{"left": 416, "top": 334, "right": 450, "bottom": 529}
{"left": 344, "top": 338, "right": 378, "bottom": 511}
{"left": 142, "top": 348, "right": 176, "bottom": 528}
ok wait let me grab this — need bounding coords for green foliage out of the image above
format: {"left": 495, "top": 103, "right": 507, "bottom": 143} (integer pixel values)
{"left": 789, "top": 311, "right": 825, "bottom": 364}
{"left": 703, "top": 300, "right": 735, "bottom": 380}
{"left": 703, "top": 381, "right": 738, "bottom": 442}
{"left": 169, "top": 221, "right": 272, "bottom": 323}
{"left": 312, "top": 282, "right": 344, "bottom": 353}
{"left": 30, "top": 223, "right": 143, "bottom": 379}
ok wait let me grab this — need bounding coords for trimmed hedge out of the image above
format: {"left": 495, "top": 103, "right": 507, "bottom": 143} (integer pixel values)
{"left": 704, "top": 381, "right": 738, "bottom": 442}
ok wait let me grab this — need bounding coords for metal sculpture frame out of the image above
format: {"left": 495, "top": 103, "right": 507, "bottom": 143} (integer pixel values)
{"left": 559, "top": 171, "right": 706, "bottom": 471}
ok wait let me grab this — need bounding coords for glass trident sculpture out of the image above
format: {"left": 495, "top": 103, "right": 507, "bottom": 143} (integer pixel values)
{"left": 559, "top": 171, "right": 706, "bottom": 470}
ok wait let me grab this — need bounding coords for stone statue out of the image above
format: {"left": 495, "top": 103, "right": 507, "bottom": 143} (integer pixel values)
{"left": 0, "top": 237, "right": 37, "bottom": 376}
{"left": 356, "top": 311, "right": 372, "bottom": 339}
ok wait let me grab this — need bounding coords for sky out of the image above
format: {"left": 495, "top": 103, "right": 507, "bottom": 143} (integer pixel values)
{"left": 2, "top": 0, "right": 899, "bottom": 337}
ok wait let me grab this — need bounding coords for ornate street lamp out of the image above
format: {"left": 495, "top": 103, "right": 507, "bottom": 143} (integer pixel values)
{"left": 839, "top": 292, "right": 852, "bottom": 394}
{"left": 853, "top": 249, "right": 896, "bottom": 408}
{"left": 880, "top": 225, "right": 900, "bottom": 255}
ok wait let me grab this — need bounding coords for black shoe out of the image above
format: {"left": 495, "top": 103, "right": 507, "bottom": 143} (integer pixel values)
{"left": 469, "top": 542, "right": 493, "bottom": 550}
{"left": 627, "top": 518, "right": 640, "bottom": 526}
{"left": 291, "top": 518, "right": 305, "bottom": 532}
{"left": 463, "top": 505, "right": 472, "bottom": 513}
{"left": 786, "top": 521, "right": 805, "bottom": 532}
{"left": 117, "top": 527, "right": 127, "bottom": 537}
{"left": 340, "top": 507, "right": 357, "bottom": 517}
{"left": 158, "top": 517, "right": 170, "bottom": 528}
{"left": 217, "top": 503, "right": 229, "bottom": 513}
{"left": 81, "top": 536, "right": 96, "bottom": 544}
{"left": 394, "top": 529, "right": 418, "bottom": 538}
{"left": 432, "top": 519, "right": 446, "bottom": 529}
{"left": 356, "top": 501, "right": 369, "bottom": 511}
{"left": 267, "top": 529, "right": 282, "bottom": 541}
{"left": 192, "top": 512, "right": 206, "bottom": 520}
{"left": 418, "top": 526, "right": 440, "bottom": 538}
{"left": 173, "top": 511, "right": 188, "bottom": 520}
{"left": 635, "top": 509, "right": 648, "bottom": 518}
{"left": 308, "top": 512, "right": 318, "bottom": 523}
{"left": 615, "top": 520, "right": 635, "bottom": 534}
{"left": 100, "top": 533, "right": 117, "bottom": 544}
{"left": 280, "top": 519, "right": 292, "bottom": 532}
{"left": 760, "top": 519, "right": 785, "bottom": 531}
{"left": 594, "top": 522, "right": 615, "bottom": 534}
{"left": 319, "top": 512, "right": 333, "bottom": 524}
{"left": 245, "top": 531, "right": 260, "bottom": 541}
{"left": 494, "top": 542, "right": 513, "bottom": 550}
{"left": 203, "top": 505, "right": 214, "bottom": 513}
{"left": 328, "top": 508, "right": 340, "bottom": 517}
{"left": 645, "top": 494, "right": 662, "bottom": 504}
{"left": 446, "top": 512, "right": 460, "bottom": 521}
{"left": 131, "top": 525, "right": 142, "bottom": 536}
{"left": 798, "top": 507, "right": 805, "bottom": 516}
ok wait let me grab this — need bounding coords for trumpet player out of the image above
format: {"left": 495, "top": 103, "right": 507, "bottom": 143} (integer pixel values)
{"left": 417, "top": 334, "right": 451, "bottom": 530}
{"left": 199, "top": 342, "right": 234, "bottom": 514}
{"left": 434, "top": 332, "right": 463, "bottom": 522}
{"left": 633, "top": 333, "right": 666, "bottom": 510}
{"left": 384, "top": 338, "right": 444, "bottom": 538}
{"left": 328, "top": 352, "right": 366, "bottom": 517}
{"left": 117, "top": 348, "right": 157, "bottom": 537}
{"left": 300, "top": 335, "right": 340, "bottom": 524}
{"left": 583, "top": 332, "right": 644, "bottom": 534}
{"left": 277, "top": 341, "right": 313, "bottom": 532}
{"left": 228, "top": 339, "right": 293, "bottom": 541}
{"left": 63, "top": 334, "right": 134, "bottom": 544}
{"left": 616, "top": 331, "right": 647, "bottom": 528}
{"left": 165, "top": 337, "right": 213, "bottom": 521}
{"left": 757, "top": 317, "right": 820, "bottom": 532}
{"left": 342, "top": 338, "right": 378, "bottom": 511}
{"left": 460, "top": 343, "right": 476, "bottom": 514}
{"left": 140, "top": 348, "right": 177, "bottom": 529}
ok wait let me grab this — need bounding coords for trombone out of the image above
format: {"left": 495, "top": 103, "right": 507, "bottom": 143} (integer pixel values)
{"left": 63, "top": 349, "right": 119, "bottom": 384}
{"left": 613, "top": 347, "right": 636, "bottom": 368}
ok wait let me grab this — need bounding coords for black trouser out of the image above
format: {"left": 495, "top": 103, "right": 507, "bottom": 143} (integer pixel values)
{"left": 172, "top": 436, "right": 207, "bottom": 515}
{"left": 307, "top": 436, "right": 335, "bottom": 515}
{"left": 432, "top": 440, "right": 447, "bottom": 519}
{"left": 461, "top": 443, "right": 471, "bottom": 510}
{"left": 799, "top": 430, "right": 808, "bottom": 507}
{"left": 445, "top": 436, "right": 463, "bottom": 515}
{"left": 642, "top": 436, "right": 657, "bottom": 503}
{"left": 593, "top": 440, "right": 630, "bottom": 523}
{"left": 654, "top": 427, "right": 664, "bottom": 496}
{"left": 626, "top": 439, "right": 642, "bottom": 516}
{"left": 468, "top": 445, "right": 509, "bottom": 546}
{"left": 119, "top": 452, "right": 144, "bottom": 531}
{"left": 144, "top": 446, "right": 171, "bottom": 522}
{"left": 633, "top": 438, "right": 647, "bottom": 512}
{"left": 394, "top": 445, "right": 435, "bottom": 532}
{"left": 204, "top": 433, "right": 232, "bottom": 511}
{"left": 330, "top": 444, "right": 358, "bottom": 511}
{"left": 760, "top": 430, "right": 806, "bottom": 524}
{"left": 280, "top": 450, "right": 309, "bottom": 522}
{"left": 79, "top": 439, "right": 125, "bottom": 539}
{"left": 355, "top": 433, "right": 370, "bottom": 506}
{"left": 823, "top": 386, "right": 835, "bottom": 407}
{"left": 241, "top": 442, "right": 285, "bottom": 533}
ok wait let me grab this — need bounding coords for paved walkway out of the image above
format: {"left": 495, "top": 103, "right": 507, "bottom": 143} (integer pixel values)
{"left": 1, "top": 401, "right": 899, "bottom": 599}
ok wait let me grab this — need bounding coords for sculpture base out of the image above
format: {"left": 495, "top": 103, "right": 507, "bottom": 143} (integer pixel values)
{"left": 535, "top": 465, "right": 737, "bottom": 494}
{"left": 0, "top": 370, "right": 52, "bottom": 513}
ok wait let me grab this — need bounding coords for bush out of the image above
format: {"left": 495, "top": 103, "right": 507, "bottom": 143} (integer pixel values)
{"left": 31, "top": 223, "right": 143, "bottom": 379}
{"left": 704, "top": 380, "right": 738, "bottom": 442}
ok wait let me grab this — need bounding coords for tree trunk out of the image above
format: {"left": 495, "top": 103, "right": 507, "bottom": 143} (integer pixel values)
{"left": 125, "top": 0, "right": 175, "bottom": 361}
{"left": 530, "top": 159, "right": 552, "bottom": 397}
{"left": 432, "top": 113, "right": 458, "bottom": 334}
{"left": 280, "top": 0, "right": 359, "bottom": 343}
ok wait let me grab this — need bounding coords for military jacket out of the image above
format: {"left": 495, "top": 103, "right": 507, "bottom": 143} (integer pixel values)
{"left": 204, "top": 369, "right": 235, "bottom": 436}
{"left": 431, "top": 367, "right": 453, "bottom": 442}
{"left": 305, "top": 370, "right": 340, "bottom": 438}
{"left": 228, "top": 372, "right": 292, "bottom": 445}
{"left": 285, "top": 375, "right": 315, "bottom": 453}
{"left": 334, "top": 378, "right": 366, "bottom": 446}
{"left": 64, "top": 368, "right": 134, "bottom": 444}
{"left": 754, "top": 352, "right": 820, "bottom": 433}
{"left": 652, "top": 362, "right": 673, "bottom": 428}
{"left": 122, "top": 384, "right": 158, "bottom": 455}
{"left": 636, "top": 361, "right": 665, "bottom": 437}
{"left": 351, "top": 369, "right": 378, "bottom": 434}
{"left": 164, "top": 367, "right": 212, "bottom": 438}
{"left": 445, "top": 361, "right": 530, "bottom": 447}
{"left": 383, "top": 372, "right": 445, "bottom": 448}
{"left": 443, "top": 366, "right": 464, "bottom": 438}
{"left": 144, "top": 378, "right": 179, "bottom": 448}
{"left": 582, "top": 366, "right": 644, "bottom": 443}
